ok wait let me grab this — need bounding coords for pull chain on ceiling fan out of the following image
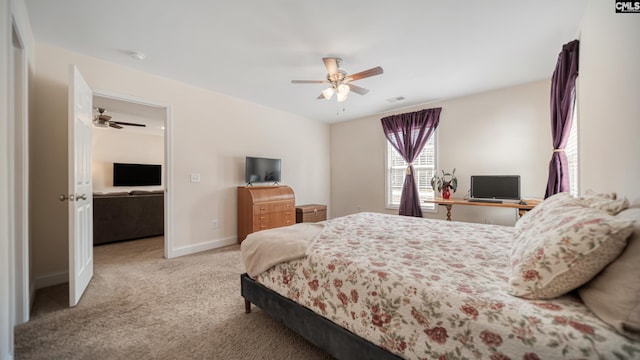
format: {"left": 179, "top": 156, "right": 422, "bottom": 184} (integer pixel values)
{"left": 94, "top": 108, "right": 146, "bottom": 129}
{"left": 291, "top": 57, "right": 383, "bottom": 103}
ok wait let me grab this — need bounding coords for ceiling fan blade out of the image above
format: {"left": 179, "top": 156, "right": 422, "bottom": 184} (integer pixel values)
{"left": 346, "top": 83, "right": 370, "bottom": 95}
{"left": 317, "top": 93, "right": 326, "bottom": 100}
{"left": 112, "top": 121, "right": 146, "bottom": 127}
{"left": 291, "top": 80, "right": 328, "bottom": 84}
{"left": 109, "top": 123, "right": 123, "bottom": 129}
{"left": 322, "top": 57, "right": 339, "bottom": 76}
{"left": 99, "top": 114, "right": 112, "bottom": 121}
{"left": 346, "top": 66, "right": 384, "bottom": 82}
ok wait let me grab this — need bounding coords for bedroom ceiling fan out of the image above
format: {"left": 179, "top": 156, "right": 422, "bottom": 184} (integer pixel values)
{"left": 291, "top": 57, "right": 383, "bottom": 102}
{"left": 93, "top": 108, "right": 146, "bottom": 129}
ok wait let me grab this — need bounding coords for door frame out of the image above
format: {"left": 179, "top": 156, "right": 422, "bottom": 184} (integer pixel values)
{"left": 10, "top": 11, "right": 30, "bottom": 325}
{"left": 91, "top": 89, "right": 174, "bottom": 258}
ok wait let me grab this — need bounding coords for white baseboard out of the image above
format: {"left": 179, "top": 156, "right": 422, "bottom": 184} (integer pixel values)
{"left": 168, "top": 236, "right": 238, "bottom": 259}
{"left": 34, "top": 271, "right": 68, "bottom": 290}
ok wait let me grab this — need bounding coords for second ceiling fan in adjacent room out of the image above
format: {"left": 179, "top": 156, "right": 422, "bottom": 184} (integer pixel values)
{"left": 93, "top": 108, "right": 146, "bottom": 129}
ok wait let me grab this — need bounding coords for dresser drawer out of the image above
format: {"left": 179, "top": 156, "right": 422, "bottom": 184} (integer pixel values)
{"left": 253, "top": 200, "right": 294, "bottom": 215}
{"left": 253, "top": 211, "right": 295, "bottom": 231}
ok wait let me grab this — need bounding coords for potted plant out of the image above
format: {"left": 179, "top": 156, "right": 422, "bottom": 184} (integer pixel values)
{"left": 431, "top": 169, "right": 457, "bottom": 199}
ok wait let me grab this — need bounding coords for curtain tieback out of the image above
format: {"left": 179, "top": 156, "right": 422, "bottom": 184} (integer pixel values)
{"left": 553, "top": 148, "right": 565, "bottom": 153}
{"left": 406, "top": 163, "right": 413, "bottom": 175}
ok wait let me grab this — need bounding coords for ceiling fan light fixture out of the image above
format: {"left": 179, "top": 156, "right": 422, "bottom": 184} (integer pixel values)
{"left": 337, "top": 83, "right": 350, "bottom": 96}
{"left": 322, "top": 87, "right": 335, "bottom": 100}
{"left": 336, "top": 92, "right": 348, "bottom": 102}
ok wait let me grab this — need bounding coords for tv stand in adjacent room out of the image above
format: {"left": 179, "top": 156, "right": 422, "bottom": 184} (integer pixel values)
{"left": 423, "top": 197, "right": 541, "bottom": 221}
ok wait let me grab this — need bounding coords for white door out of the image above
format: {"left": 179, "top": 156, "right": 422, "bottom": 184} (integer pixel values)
{"left": 68, "top": 65, "right": 94, "bottom": 307}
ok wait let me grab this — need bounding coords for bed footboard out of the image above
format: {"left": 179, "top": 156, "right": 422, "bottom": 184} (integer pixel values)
{"left": 240, "top": 273, "right": 401, "bottom": 360}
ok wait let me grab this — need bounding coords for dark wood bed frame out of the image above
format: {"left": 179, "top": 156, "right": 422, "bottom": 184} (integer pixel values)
{"left": 241, "top": 273, "right": 401, "bottom": 360}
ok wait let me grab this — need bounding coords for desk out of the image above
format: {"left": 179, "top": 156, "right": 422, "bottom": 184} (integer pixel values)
{"left": 424, "top": 198, "right": 541, "bottom": 221}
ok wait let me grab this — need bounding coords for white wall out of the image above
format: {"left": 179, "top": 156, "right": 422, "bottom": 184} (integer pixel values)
{"left": 330, "top": 80, "right": 552, "bottom": 226}
{"left": 578, "top": 0, "right": 640, "bottom": 204}
{"left": 92, "top": 129, "right": 164, "bottom": 193}
{"left": 30, "top": 43, "right": 331, "bottom": 281}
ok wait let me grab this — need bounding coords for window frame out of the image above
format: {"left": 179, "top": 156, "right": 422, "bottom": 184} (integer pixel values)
{"left": 566, "top": 99, "right": 579, "bottom": 197}
{"left": 384, "top": 131, "right": 438, "bottom": 212}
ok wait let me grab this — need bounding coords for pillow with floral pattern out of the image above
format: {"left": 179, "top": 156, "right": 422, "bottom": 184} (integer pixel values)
{"left": 509, "top": 198, "right": 634, "bottom": 299}
{"left": 514, "top": 192, "right": 573, "bottom": 239}
{"left": 578, "top": 190, "right": 630, "bottom": 215}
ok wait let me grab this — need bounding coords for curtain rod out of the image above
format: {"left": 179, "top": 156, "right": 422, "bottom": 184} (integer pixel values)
{"left": 372, "top": 98, "right": 443, "bottom": 118}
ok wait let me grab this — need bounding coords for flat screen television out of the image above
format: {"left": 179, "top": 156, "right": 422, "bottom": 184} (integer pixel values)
{"left": 245, "top": 156, "right": 281, "bottom": 185}
{"left": 470, "top": 175, "right": 521, "bottom": 200}
{"left": 113, "top": 163, "right": 162, "bottom": 186}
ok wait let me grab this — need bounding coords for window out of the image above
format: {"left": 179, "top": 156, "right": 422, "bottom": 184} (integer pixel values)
{"left": 566, "top": 101, "right": 578, "bottom": 196}
{"left": 385, "top": 133, "right": 437, "bottom": 210}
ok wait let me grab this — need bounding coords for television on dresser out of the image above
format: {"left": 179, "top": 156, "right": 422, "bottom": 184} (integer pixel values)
{"left": 470, "top": 175, "right": 520, "bottom": 201}
{"left": 113, "top": 163, "right": 162, "bottom": 186}
{"left": 245, "top": 156, "right": 281, "bottom": 185}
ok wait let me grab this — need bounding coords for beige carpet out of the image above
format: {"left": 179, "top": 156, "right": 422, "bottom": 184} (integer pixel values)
{"left": 15, "top": 237, "right": 332, "bottom": 360}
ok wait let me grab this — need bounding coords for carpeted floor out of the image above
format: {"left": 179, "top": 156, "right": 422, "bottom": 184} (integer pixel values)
{"left": 15, "top": 237, "right": 332, "bottom": 360}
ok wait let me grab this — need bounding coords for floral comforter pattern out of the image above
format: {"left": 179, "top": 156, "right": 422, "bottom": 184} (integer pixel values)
{"left": 255, "top": 212, "right": 640, "bottom": 359}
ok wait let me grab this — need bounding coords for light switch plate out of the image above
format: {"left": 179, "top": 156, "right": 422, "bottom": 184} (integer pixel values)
{"left": 190, "top": 173, "right": 201, "bottom": 183}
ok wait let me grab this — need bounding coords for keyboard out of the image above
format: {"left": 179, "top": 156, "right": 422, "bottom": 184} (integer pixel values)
{"left": 468, "top": 198, "right": 503, "bottom": 203}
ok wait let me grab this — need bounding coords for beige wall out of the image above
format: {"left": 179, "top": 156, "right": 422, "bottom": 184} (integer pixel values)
{"left": 92, "top": 129, "right": 164, "bottom": 192}
{"left": 330, "top": 80, "right": 552, "bottom": 226}
{"left": 578, "top": 0, "right": 640, "bottom": 204}
{"left": 31, "top": 43, "right": 331, "bottom": 281}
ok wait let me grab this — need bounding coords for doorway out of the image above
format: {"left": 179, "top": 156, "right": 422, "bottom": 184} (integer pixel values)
{"left": 91, "top": 91, "right": 173, "bottom": 258}
{"left": 11, "top": 16, "right": 30, "bottom": 325}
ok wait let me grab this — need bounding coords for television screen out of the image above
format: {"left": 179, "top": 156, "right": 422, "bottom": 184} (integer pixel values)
{"left": 470, "top": 175, "right": 520, "bottom": 200}
{"left": 113, "top": 163, "right": 162, "bottom": 186}
{"left": 245, "top": 157, "right": 281, "bottom": 184}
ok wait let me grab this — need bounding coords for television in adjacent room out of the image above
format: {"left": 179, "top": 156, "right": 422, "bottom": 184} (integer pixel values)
{"left": 113, "top": 163, "right": 162, "bottom": 186}
{"left": 470, "top": 175, "right": 521, "bottom": 201}
{"left": 245, "top": 156, "right": 281, "bottom": 185}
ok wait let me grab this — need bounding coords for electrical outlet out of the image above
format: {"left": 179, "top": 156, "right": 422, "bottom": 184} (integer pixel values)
{"left": 190, "top": 173, "right": 201, "bottom": 183}
{"left": 212, "top": 219, "right": 219, "bottom": 229}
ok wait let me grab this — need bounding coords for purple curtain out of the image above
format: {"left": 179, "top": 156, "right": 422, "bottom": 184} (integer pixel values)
{"left": 545, "top": 39, "right": 579, "bottom": 198}
{"left": 381, "top": 108, "right": 441, "bottom": 217}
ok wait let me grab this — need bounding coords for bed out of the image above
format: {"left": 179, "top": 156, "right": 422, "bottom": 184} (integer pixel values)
{"left": 240, "top": 193, "right": 640, "bottom": 359}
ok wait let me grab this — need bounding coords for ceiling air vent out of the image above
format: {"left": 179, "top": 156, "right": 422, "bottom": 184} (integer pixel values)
{"left": 386, "top": 96, "right": 405, "bottom": 103}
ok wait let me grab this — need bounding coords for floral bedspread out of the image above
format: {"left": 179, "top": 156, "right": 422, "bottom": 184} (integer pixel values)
{"left": 255, "top": 212, "right": 640, "bottom": 359}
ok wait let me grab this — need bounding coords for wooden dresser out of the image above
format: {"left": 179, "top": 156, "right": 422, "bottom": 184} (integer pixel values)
{"left": 237, "top": 186, "right": 295, "bottom": 243}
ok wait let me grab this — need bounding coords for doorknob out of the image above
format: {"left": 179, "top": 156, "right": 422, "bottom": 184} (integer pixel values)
{"left": 59, "top": 194, "right": 75, "bottom": 201}
{"left": 59, "top": 194, "right": 87, "bottom": 201}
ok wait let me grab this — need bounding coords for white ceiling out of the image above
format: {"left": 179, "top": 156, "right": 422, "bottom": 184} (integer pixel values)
{"left": 25, "top": 0, "right": 587, "bottom": 124}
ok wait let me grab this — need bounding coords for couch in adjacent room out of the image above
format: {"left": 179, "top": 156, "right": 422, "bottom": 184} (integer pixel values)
{"left": 92, "top": 190, "right": 164, "bottom": 245}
